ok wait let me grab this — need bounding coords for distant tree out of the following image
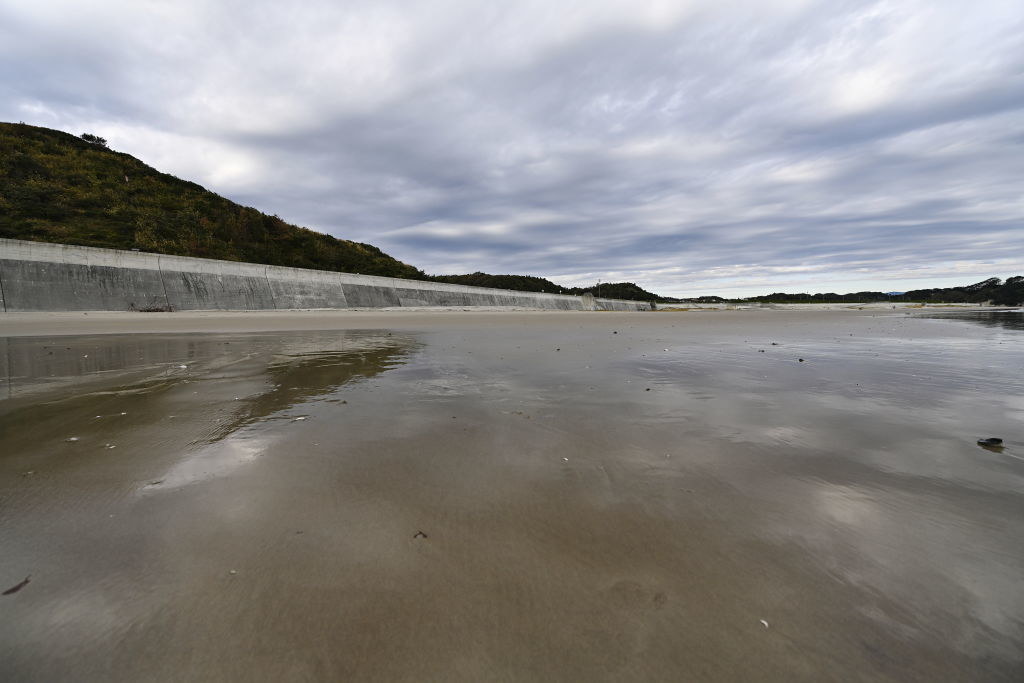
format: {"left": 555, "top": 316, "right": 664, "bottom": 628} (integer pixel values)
{"left": 79, "top": 133, "right": 108, "bottom": 147}
{"left": 992, "top": 276, "right": 1024, "bottom": 306}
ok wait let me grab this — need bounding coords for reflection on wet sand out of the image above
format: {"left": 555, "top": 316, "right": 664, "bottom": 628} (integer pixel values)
{"left": 1, "top": 331, "right": 417, "bottom": 488}
{"left": 923, "top": 309, "right": 1024, "bottom": 331}
{"left": 205, "top": 334, "right": 417, "bottom": 442}
{"left": 1, "top": 312, "right": 1022, "bottom": 682}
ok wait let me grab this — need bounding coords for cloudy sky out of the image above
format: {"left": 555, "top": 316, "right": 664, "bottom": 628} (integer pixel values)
{"left": 2, "top": 0, "right": 1022, "bottom": 296}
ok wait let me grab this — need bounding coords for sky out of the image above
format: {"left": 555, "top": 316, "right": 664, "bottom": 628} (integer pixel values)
{"left": 1, "top": 0, "right": 1022, "bottom": 297}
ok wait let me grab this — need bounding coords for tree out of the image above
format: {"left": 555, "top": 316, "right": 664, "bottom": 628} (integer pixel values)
{"left": 80, "top": 133, "right": 108, "bottom": 147}
{"left": 992, "top": 276, "right": 1024, "bottom": 306}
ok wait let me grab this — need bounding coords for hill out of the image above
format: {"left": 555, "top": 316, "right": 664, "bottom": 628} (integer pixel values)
{"left": 0, "top": 122, "right": 423, "bottom": 278}
{"left": 899, "top": 277, "right": 1023, "bottom": 306}
{"left": 722, "top": 277, "right": 1022, "bottom": 306}
{"left": 0, "top": 123, "right": 671, "bottom": 299}
{"left": 431, "top": 272, "right": 663, "bottom": 302}
{"left": 431, "top": 272, "right": 563, "bottom": 293}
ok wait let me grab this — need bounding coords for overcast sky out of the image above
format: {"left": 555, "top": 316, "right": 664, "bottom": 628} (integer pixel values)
{"left": 2, "top": 0, "right": 1022, "bottom": 296}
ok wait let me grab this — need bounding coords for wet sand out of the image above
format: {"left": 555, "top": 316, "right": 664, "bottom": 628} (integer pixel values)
{"left": 2, "top": 310, "right": 1022, "bottom": 681}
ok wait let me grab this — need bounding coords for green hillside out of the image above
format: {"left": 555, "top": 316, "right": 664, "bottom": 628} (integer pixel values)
{"left": 432, "top": 271, "right": 564, "bottom": 293}
{"left": 0, "top": 122, "right": 423, "bottom": 278}
{"left": 432, "top": 272, "right": 663, "bottom": 302}
{"left": 722, "top": 277, "right": 1023, "bottom": 306}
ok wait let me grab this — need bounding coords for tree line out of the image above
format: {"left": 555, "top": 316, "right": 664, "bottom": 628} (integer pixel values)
{"left": 719, "top": 277, "right": 1023, "bottom": 306}
{"left": 431, "top": 272, "right": 662, "bottom": 302}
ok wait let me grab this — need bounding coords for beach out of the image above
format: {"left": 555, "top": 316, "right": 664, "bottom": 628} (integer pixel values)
{"left": 2, "top": 308, "right": 1022, "bottom": 681}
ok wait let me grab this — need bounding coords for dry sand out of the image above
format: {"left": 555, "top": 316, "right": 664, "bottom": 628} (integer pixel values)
{"left": 0, "top": 303, "right": 992, "bottom": 337}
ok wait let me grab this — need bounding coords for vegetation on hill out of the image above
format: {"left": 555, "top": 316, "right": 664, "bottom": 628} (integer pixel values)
{"left": 431, "top": 273, "right": 1023, "bottom": 306}
{"left": 431, "top": 272, "right": 662, "bottom": 302}
{"left": 900, "top": 277, "right": 1023, "bottom": 306}
{"left": 569, "top": 281, "right": 663, "bottom": 302}
{"left": 431, "top": 272, "right": 565, "bottom": 293}
{"left": 717, "top": 277, "right": 1023, "bottom": 306}
{"left": 0, "top": 122, "right": 423, "bottom": 278}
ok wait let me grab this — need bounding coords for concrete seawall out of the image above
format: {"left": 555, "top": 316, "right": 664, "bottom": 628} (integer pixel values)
{"left": 0, "top": 239, "right": 650, "bottom": 313}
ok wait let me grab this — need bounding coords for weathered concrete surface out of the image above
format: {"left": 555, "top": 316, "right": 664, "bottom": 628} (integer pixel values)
{"left": 0, "top": 259, "right": 169, "bottom": 312}
{"left": 158, "top": 255, "right": 277, "bottom": 311}
{"left": 0, "top": 238, "right": 650, "bottom": 312}
{"left": 265, "top": 266, "right": 349, "bottom": 309}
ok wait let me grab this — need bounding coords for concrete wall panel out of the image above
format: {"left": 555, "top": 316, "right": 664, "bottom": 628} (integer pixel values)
{"left": 265, "top": 267, "right": 348, "bottom": 309}
{"left": 0, "top": 259, "right": 169, "bottom": 312}
{"left": 340, "top": 283, "right": 402, "bottom": 308}
{"left": 161, "top": 270, "right": 276, "bottom": 311}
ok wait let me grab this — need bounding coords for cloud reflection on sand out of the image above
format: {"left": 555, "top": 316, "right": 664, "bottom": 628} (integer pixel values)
{"left": 145, "top": 332, "right": 418, "bottom": 491}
